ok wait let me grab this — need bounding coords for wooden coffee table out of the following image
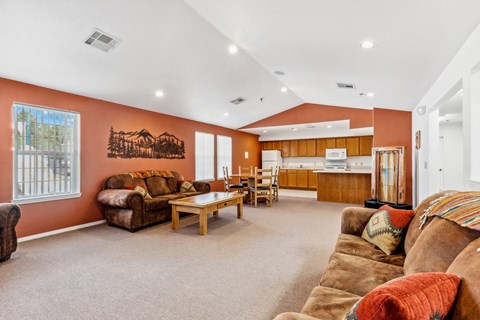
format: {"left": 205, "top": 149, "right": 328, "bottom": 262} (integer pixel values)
{"left": 169, "top": 192, "right": 246, "bottom": 235}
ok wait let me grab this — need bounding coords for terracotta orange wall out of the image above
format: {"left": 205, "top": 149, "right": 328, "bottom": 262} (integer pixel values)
{"left": 241, "top": 103, "right": 373, "bottom": 129}
{"left": 373, "top": 108, "right": 413, "bottom": 204}
{"left": 0, "top": 78, "right": 261, "bottom": 237}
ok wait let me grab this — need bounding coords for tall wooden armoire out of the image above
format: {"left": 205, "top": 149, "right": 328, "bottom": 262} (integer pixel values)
{"left": 371, "top": 146, "right": 406, "bottom": 205}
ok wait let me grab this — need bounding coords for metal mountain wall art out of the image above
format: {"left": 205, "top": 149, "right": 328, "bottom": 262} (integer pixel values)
{"left": 107, "top": 126, "right": 185, "bottom": 159}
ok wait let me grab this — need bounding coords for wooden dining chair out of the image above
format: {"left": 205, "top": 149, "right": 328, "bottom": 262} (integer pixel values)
{"left": 249, "top": 167, "right": 273, "bottom": 208}
{"left": 238, "top": 165, "right": 253, "bottom": 188}
{"left": 223, "top": 167, "right": 243, "bottom": 192}
{"left": 272, "top": 166, "right": 280, "bottom": 202}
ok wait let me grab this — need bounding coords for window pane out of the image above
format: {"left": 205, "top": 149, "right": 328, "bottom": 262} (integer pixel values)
{"left": 217, "top": 135, "right": 232, "bottom": 179}
{"left": 195, "top": 132, "right": 214, "bottom": 181}
{"left": 13, "top": 103, "right": 80, "bottom": 200}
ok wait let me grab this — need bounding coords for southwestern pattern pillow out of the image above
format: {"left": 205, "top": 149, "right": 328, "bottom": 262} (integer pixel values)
{"left": 362, "top": 205, "right": 414, "bottom": 255}
{"left": 179, "top": 180, "right": 196, "bottom": 193}
{"left": 134, "top": 185, "right": 152, "bottom": 200}
{"left": 343, "top": 272, "right": 461, "bottom": 320}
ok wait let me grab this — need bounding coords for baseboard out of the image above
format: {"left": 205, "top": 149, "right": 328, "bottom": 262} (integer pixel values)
{"left": 18, "top": 220, "right": 106, "bottom": 243}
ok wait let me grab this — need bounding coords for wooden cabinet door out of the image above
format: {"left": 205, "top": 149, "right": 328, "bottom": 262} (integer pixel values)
{"left": 308, "top": 171, "right": 317, "bottom": 189}
{"left": 306, "top": 139, "right": 316, "bottom": 156}
{"left": 281, "top": 141, "right": 290, "bottom": 157}
{"left": 279, "top": 170, "right": 287, "bottom": 187}
{"left": 325, "top": 138, "right": 336, "bottom": 149}
{"left": 273, "top": 141, "right": 282, "bottom": 152}
{"left": 298, "top": 140, "right": 307, "bottom": 156}
{"left": 297, "top": 172, "right": 308, "bottom": 188}
{"left": 289, "top": 140, "right": 299, "bottom": 157}
{"left": 359, "top": 136, "right": 373, "bottom": 156}
{"left": 262, "top": 141, "right": 273, "bottom": 150}
{"left": 335, "top": 138, "right": 346, "bottom": 148}
{"left": 316, "top": 138, "right": 326, "bottom": 156}
{"left": 287, "top": 170, "right": 297, "bottom": 187}
{"left": 346, "top": 137, "right": 360, "bottom": 156}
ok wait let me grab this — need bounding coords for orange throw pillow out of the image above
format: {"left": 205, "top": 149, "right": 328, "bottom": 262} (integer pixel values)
{"left": 344, "top": 272, "right": 461, "bottom": 320}
{"left": 362, "top": 205, "right": 415, "bottom": 255}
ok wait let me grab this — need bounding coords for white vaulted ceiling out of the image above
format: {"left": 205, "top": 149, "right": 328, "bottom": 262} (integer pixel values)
{"left": 1, "top": 0, "right": 480, "bottom": 129}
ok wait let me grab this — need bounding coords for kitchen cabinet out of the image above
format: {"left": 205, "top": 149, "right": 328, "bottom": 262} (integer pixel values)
{"left": 262, "top": 141, "right": 273, "bottom": 150}
{"left": 297, "top": 171, "right": 308, "bottom": 188}
{"left": 281, "top": 141, "right": 290, "bottom": 157}
{"left": 279, "top": 169, "right": 288, "bottom": 187}
{"left": 346, "top": 137, "right": 360, "bottom": 156}
{"left": 316, "top": 138, "right": 326, "bottom": 156}
{"left": 273, "top": 141, "right": 282, "bottom": 152}
{"left": 287, "top": 170, "right": 297, "bottom": 187}
{"left": 289, "top": 140, "right": 299, "bottom": 157}
{"left": 308, "top": 170, "right": 317, "bottom": 189}
{"left": 298, "top": 140, "right": 307, "bottom": 156}
{"left": 306, "top": 139, "right": 316, "bottom": 156}
{"left": 326, "top": 138, "right": 336, "bottom": 149}
{"left": 359, "top": 136, "right": 373, "bottom": 156}
{"left": 335, "top": 138, "right": 346, "bottom": 148}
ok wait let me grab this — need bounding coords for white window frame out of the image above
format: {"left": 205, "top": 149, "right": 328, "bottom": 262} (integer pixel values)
{"left": 12, "top": 103, "right": 81, "bottom": 204}
{"left": 217, "top": 135, "right": 232, "bottom": 180}
{"left": 195, "top": 131, "right": 214, "bottom": 181}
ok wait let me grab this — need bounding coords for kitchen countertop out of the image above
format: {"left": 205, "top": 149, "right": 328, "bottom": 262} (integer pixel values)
{"left": 281, "top": 167, "right": 372, "bottom": 174}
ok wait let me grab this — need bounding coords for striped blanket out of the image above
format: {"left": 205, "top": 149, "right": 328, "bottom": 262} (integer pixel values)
{"left": 420, "top": 191, "right": 480, "bottom": 231}
{"left": 127, "top": 170, "right": 174, "bottom": 179}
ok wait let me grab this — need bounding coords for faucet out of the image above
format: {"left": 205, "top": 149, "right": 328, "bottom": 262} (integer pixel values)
{"left": 299, "top": 164, "right": 304, "bottom": 168}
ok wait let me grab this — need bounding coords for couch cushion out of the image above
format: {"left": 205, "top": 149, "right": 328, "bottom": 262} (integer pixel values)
{"left": 446, "top": 237, "right": 480, "bottom": 320}
{"left": 146, "top": 177, "right": 171, "bottom": 197}
{"left": 301, "top": 286, "right": 360, "bottom": 320}
{"left": 404, "top": 190, "right": 454, "bottom": 254}
{"left": 181, "top": 191, "right": 203, "bottom": 197}
{"left": 334, "top": 234, "right": 405, "bottom": 267}
{"left": 166, "top": 177, "right": 178, "bottom": 193}
{"left": 361, "top": 205, "right": 414, "bottom": 255}
{"left": 344, "top": 272, "right": 461, "bottom": 320}
{"left": 319, "top": 253, "right": 404, "bottom": 297}
{"left": 106, "top": 174, "right": 134, "bottom": 189}
{"left": 404, "top": 217, "right": 480, "bottom": 274}
{"left": 144, "top": 194, "right": 187, "bottom": 212}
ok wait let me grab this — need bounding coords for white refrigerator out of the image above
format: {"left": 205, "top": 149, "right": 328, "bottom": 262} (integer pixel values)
{"left": 262, "top": 150, "right": 282, "bottom": 171}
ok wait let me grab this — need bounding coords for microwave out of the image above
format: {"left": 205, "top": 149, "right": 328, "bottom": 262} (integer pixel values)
{"left": 326, "top": 148, "right": 347, "bottom": 160}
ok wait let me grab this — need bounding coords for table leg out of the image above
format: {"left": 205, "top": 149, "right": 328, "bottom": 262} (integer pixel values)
{"left": 172, "top": 205, "right": 179, "bottom": 230}
{"left": 237, "top": 200, "right": 243, "bottom": 219}
{"left": 199, "top": 209, "right": 208, "bottom": 235}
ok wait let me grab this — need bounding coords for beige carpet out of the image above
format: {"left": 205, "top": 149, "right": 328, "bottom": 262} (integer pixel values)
{"left": 0, "top": 197, "right": 353, "bottom": 320}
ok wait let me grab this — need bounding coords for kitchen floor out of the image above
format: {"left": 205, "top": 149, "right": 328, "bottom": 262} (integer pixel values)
{"left": 279, "top": 188, "right": 317, "bottom": 199}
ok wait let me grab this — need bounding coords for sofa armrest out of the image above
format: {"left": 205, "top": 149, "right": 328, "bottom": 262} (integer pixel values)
{"left": 0, "top": 203, "right": 21, "bottom": 260}
{"left": 273, "top": 312, "right": 321, "bottom": 320}
{"left": 193, "top": 181, "right": 210, "bottom": 193}
{"left": 341, "top": 207, "right": 378, "bottom": 236}
{"left": 97, "top": 189, "right": 143, "bottom": 209}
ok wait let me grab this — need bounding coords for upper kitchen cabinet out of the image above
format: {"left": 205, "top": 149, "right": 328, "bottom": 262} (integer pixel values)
{"left": 316, "top": 138, "right": 326, "bottom": 156}
{"left": 335, "top": 138, "right": 346, "bottom": 148}
{"left": 306, "top": 139, "right": 316, "bottom": 156}
{"left": 281, "top": 141, "right": 290, "bottom": 157}
{"left": 273, "top": 141, "right": 283, "bottom": 152}
{"left": 297, "top": 140, "right": 307, "bottom": 156}
{"left": 325, "top": 138, "right": 336, "bottom": 149}
{"left": 359, "top": 136, "right": 373, "bottom": 156}
{"left": 262, "top": 141, "right": 273, "bottom": 150}
{"left": 346, "top": 137, "right": 360, "bottom": 156}
{"left": 289, "top": 140, "right": 299, "bottom": 157}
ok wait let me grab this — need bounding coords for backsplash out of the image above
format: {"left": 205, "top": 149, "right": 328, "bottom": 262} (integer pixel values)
{"left": 282, "top": 156, "right": 372, "bottom": 169}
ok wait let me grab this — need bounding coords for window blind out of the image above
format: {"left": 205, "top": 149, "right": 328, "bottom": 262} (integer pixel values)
{"left": 217, "top": 135, "right": 232, "bottom": 179}
{"left": 195, "top": 131, "right": 214, "bottom": 181}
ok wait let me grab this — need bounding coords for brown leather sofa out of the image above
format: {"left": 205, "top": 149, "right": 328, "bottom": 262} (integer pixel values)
{"left": 274, "top": 191, "right": 480, "bottom": 320}
{"left": 97, "top": 171, "right": 210, "bottom": 232}
{"left": 0, "top": 203, "right": 21, "bottom": 262}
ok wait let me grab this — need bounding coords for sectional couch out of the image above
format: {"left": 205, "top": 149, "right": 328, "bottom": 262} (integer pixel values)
{"left": 97, "top": 170, "right": 210, "bottom": 231}
{"left": 274, "top": 191, "right": 480, "bottom": 320}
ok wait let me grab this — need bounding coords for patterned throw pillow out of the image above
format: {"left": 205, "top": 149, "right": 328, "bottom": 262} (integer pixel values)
{"left": 179, "top": 180, "right": 196, "bottom": 193}
{"left": 362, "top": 205, "right": 415, "bottom": 255}
{"left": 343, "top": 272, "right": 461, "bottom": 320}
{"left": 134, "top": 185, "right": 152, "bottom": 200}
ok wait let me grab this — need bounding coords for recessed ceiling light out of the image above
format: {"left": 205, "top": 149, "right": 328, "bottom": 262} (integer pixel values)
{"left": 224, "top": 112, "right": 229, "bottom": 117}
{"left": 281, "top": 87, "right": 288, "bottom": 92}
{"left": 292, "top": 128, "right": 298, "bottom": 131}
{"left": 274, "top": 70, "right": 285, "bottom": 76}
{"left": 263, "top": 130, "right": 268, "bottom": 133}
{"left": 366, "top": 92, "right": 375, "bottom": 97}
{"left": 327, "top": 125, "right": 332, "bottom": 129}
{"left": 155, "top": 90, "right": 164, "bottom": 97}
{"left": 228, "top": 45, "right": 238, "bottom": 54}
{"left": 360, "top": 41, "right": 376, "bottom": 49}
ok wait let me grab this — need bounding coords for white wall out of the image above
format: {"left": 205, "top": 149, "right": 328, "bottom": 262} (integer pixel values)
{"left": 413, "top": 23, "right": 480, "bottom": 203}
{"left": 439, "top": 122, "right": 464, "bottom": 190}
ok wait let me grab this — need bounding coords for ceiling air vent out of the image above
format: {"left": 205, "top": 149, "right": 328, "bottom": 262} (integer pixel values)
{"left": 230, "top": 97, "right": 246, "bottom": 105}
{"left": 336, "top": 82, "right": 356, "bottom": 89}
{"left": 85, "top": 29, "right": 120, "bottom": 52}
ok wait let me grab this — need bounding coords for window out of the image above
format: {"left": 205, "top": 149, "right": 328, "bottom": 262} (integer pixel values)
{"left": 217, "top": 135, "right": 232, "bottom": 179}
{"left": 195, "top": 131, "right": 214, "bottom": 181}
{"left": 13, "top": 103, "right": 81, "bottom": 203}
